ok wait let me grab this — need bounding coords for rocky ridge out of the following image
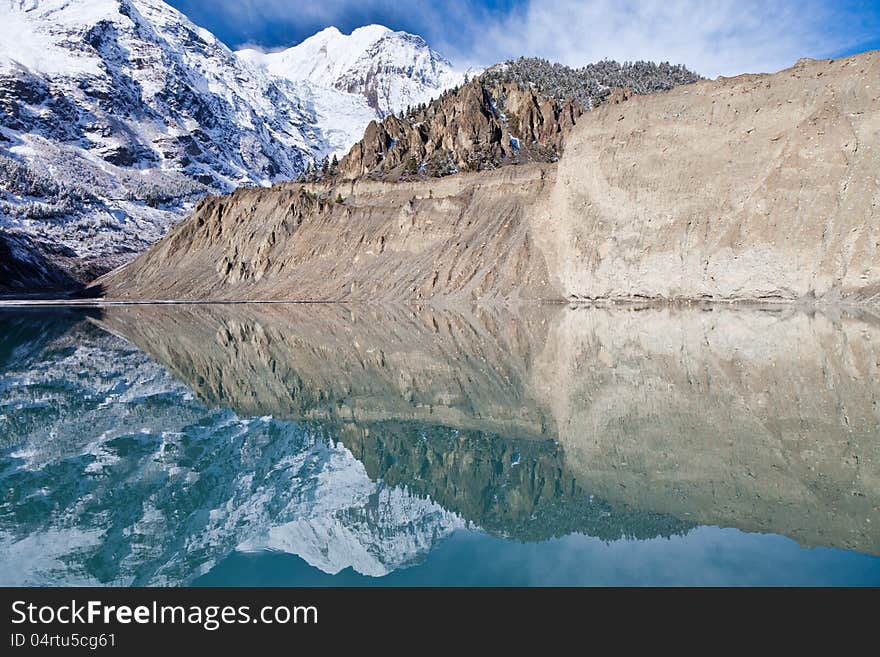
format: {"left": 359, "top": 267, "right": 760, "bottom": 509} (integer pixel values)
{"left": 335, "top": 79, "right": 582, "bottom": 180}
{"left": 98, "top": 52, "right": 880, "bottom": 305}
{"left": 330, "top": 58, "right": 700, "bottom": 181}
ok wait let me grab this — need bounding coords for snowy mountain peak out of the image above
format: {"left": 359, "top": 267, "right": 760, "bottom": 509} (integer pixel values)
{"left": 351, "top": 23, "right": 394, "bottom": 39}
{"left": 236, "top": 23, "right": 462, "bottom": 117}
{"left": 0, "top": 0, "right": 463, "bottom": 289}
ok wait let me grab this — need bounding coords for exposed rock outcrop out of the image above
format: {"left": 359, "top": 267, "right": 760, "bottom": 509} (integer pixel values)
{"left": 0, "top": 229, "right": 82, "bottom": 295}
{"left": 331, "top": 57, "right": 701, "bottom": 181}
{"left": 336, "top": 80, "right": 583, "bottom": 180}
{"left": 97, "top": 52, "right": 880, "bottom": 305}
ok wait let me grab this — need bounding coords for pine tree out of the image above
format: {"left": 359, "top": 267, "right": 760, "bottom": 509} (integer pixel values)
{"left": 480, "top": 57, "right": 701, "bottom": 109}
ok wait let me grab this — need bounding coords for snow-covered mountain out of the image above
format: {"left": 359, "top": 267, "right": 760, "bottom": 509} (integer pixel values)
{"left": 0, "top": 0, "right": 462, "bottom": 291}
{"left": 0, "top": 0, "right": 316, "bottom": 282}
{"left": 237, "top": 24, "right": 462, "bottom": 119}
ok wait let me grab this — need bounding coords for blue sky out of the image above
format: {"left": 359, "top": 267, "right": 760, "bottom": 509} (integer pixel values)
{"left": 168, "top": 0, "right": 880, "bottom": 77}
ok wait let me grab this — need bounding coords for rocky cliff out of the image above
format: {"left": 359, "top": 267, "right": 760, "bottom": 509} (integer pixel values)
{"left": 538, "top": 53, "right": 880, "bottom": 304}
{"left": 98, "top": 165, "right": 558, "bottom": 301}
{"left": 97, "top": 52, "right": 880, "bottom": 304}
{"left": 331, "top": 57, "right": 700, "bottom": 180}
{"left": 335, "top": 79, "right": 583, "bottom": 180}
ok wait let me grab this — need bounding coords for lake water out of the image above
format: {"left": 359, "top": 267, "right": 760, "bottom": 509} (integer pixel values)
{"left": 1, "top": 303, "right": 878, "bottom": 586}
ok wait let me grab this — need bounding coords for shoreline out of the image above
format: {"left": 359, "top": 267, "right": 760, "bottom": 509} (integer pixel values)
{"left": 1, "top": 296, "right": 877, "bottom": 319}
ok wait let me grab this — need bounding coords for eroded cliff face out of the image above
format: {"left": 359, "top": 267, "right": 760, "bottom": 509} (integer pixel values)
{"left": 97, "top": 303, "right": 880, "bottom": 554}
{"left": 97, "top": 52, "right": 880, "bottom": 304}
{"left": 99, "top": 165, "right": 557, "bottom": 302}
{"left": 537, "top": 53, "right": 880, "bottom": 303}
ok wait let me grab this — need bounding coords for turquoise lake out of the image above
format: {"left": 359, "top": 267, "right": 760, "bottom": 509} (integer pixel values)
{"left": 1, "top": 303, "right": 878, "bottom": 586}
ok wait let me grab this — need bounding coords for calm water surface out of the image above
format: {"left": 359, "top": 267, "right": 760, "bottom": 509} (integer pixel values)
{"left": 1, "top": 303, "right": 878, "bottom": 586}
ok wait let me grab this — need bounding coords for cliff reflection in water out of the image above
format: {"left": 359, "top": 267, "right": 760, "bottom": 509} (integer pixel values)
{"left": 99, "top": 302, "right": 880, "bottom": 551}
{"left": 0, "top": 302, "right": 878, "bottom": 585}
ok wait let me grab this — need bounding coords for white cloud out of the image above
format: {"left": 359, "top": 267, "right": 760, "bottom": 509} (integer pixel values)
{"left": 439, "top": 0, "right": 878, "bottom": 77}
{"left": 179, "top": 0, "right": 880, "bottom": 78}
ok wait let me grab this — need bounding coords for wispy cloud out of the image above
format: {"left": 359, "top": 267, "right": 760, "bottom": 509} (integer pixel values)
{"left": 169, "top": 0, "right": 880, "bottom": 77}
{"left": 434, "top": 0, "right": 880, "bottom": 76}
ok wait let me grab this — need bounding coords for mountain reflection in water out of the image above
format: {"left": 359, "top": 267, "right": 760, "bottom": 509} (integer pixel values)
{"left": 1, "top": 303, "right": 878, "bottom": 586}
